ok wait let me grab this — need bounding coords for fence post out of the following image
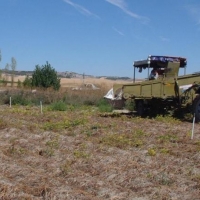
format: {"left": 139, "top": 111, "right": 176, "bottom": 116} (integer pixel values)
{"left": 10, "top": 97, "right": 11, "bottom": 108}
{"left": 40, "top": 101, "right": 43, "bottom": 114}
{"left": 191, "top": 113, "right": 195, "bottom": 140}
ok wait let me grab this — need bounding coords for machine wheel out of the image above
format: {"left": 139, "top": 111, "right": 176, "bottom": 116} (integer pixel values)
{"left": 137, "top": 101, "right": 145, "bottom": 117}
{"left": 192, "top": 95, "right": 200, "bottom": 122}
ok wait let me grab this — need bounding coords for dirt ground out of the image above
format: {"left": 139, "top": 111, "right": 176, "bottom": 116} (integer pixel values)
{"left": 0, "top": 105, "right": 200, "bottom": 200}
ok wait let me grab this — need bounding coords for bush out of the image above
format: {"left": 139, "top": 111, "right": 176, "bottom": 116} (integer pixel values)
{"left": 97, "top": 98, "right": 113, "bottom": 112}
{"left": 11, "top": 94, "right": 31, "bottom": 106}
{"left": 23, "top": 76, "right": 32, "bottom": 88}
{"left": 124, "top": 99, "right": 135, "bottom": 111}
{"left": 49, "top": 101, "right": 67, "bottom": 111}
{"left": 32, "top": 62, "right": 60, "bottom": 90}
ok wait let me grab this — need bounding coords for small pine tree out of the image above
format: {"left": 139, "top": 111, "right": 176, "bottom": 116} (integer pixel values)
{"left": 23, "top": 75, "right": 32, "bottom": 88}
{"left": 32, "top": 62, "right": 60, "bottom": 90}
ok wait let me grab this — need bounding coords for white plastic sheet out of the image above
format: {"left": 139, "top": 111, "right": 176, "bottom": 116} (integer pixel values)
{"left": 104, "top": 88, "right": 122, "bottom": 100}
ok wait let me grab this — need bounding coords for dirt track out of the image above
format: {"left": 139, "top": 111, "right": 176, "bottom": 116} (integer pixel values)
{"left": 0, "top": 105, "right": 200, "bottom": 199}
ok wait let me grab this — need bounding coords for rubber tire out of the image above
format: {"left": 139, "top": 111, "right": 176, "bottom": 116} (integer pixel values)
{"left": 192, "top": 95, "right": 200, "bottom": 122}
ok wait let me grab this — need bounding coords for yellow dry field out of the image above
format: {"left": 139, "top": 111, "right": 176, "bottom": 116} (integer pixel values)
{"left": 60, "top": 77, "right": 133, "bottom": 89}
{"left": 12, "top": 75, "right": 133, "bottom": 89}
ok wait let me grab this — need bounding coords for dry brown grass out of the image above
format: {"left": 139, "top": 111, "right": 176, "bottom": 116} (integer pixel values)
{"left": 0, "top": 104, "right": 200, "bottom": 199}
{"left": 12, "top": 74, "right": 132, "bottom": 89}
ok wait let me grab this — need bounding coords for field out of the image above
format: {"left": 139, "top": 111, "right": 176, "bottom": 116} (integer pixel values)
{"left": 0, "top": 77, "right": 200, "bottom": 199}
{"left": 11, "top": 74, "right": 133, "bottom": 89}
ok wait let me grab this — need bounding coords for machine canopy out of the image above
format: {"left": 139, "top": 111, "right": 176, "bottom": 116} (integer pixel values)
{"left": 134, "top": 55, "right": 187, "bottom": 69}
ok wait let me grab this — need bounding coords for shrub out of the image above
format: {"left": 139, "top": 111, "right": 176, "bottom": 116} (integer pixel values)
{"left": 32, "top": 62, "right": 60, "bottom": 90}
{"left": 49, "top": 101, "right": 67, "bottom": 111}
{"left": 11, "top": 94, "right": 31, "bottom": 106}
{"left": 23, "top": 75, "right": 32, "bottom": 88}
{"left": 124, "top": 99, "right": 135, "bottom": 111}
{"left": 97, "top": 98, "right": 113, "bottom": 112}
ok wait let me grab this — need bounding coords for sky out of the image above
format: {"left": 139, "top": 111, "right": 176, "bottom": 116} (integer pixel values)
{"left": 0, "top": 0, "right": 200, "bottom": 78}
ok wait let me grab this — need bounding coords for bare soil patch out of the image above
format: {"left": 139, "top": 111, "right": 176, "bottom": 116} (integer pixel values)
{"left": 0, "top": 105, "right": 200, "bottom": 199}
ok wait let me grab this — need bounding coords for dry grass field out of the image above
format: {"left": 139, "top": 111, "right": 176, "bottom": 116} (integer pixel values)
{"left": 0, "top": 76, "right": 200, "bottom": 200}
{"left": 11, "top": 74, "right": 133, "bottom": 90}
{"left": 0, "top": 105, "right": 200, "bottom": 199}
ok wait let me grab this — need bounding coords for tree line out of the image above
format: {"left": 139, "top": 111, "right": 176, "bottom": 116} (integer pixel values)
{"left": 0, "top": 50, "right": 60, "bottom": 90}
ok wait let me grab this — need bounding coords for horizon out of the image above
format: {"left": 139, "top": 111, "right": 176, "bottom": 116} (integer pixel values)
{"left": 1, "top": 0, "right": 200, "bottom": 78}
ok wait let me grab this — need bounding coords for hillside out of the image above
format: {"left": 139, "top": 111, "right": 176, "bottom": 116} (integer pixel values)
{"left": 2, "top": 70, "right": 132, "bottom": 81}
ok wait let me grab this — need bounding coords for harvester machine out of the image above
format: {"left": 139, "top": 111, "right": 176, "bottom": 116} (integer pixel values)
{"left": 105, "top": 55, "right": 200, "bottom": 122}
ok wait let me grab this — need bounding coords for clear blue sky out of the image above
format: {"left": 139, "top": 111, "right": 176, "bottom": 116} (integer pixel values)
{"left": 0, "top": 0, "right": 200, "bottom": 77}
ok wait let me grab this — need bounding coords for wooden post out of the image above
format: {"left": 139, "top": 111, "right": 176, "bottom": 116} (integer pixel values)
{"left": 191, "top": 113, "right": 195, "bottom": 140}
{"left": 10, "top": 97, "right": 11, "bottom": 108}
{"left": 40, "top": 101, "right": 43, "bottom": 114}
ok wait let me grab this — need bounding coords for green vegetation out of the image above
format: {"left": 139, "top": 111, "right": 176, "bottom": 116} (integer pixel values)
{"left": 11, "top": 94, "right": 32, "bottom": 106}
{"left": 32, "top": 61, "right": 61, "bottom": 90}
{"left": 43, "top": 118, "right": 86, "bottom": 132}
{"left": 49, "top": 101, "right": 67, "bottom": 111}
{"left": 124, "top": 99, "right": 135, "bottom": 111}
{"left": 99, "top": 129, "right": 146, "bottom": 149}
{"left": 23, "top": 75, "right": 32, "bottom": 88}
{"left": 97, "top": 98, "right": 113, "bottom": 112}
{"left": 0, "top": 86, "right": 107, "bottom": 107}
{"left": 155, "top": 115, "right": 180, "bottom": 124}
{"left": 148, "top": 148, "right": 156, "bottom": 156}
{"left": 157, "top": 134, "right": 178, "bottom": 143}
{"left": 104, "top": 76, "right": 131, "bottom": 81}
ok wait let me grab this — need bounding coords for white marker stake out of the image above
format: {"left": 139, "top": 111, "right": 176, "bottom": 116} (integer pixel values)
{"left": 191, "top": 113, "right": 195, "bottom": 140}
{"left": 40, "top": 101, "right": 43, "bottom": 114}
{"left": 10, "top": 97, "right": 11, "bottom": 108}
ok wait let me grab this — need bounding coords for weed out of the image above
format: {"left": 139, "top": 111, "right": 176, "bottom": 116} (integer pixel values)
{"left": 43, "top": 147, "right": 55, "bottom": 157}
{"left": 43, "top": 118, "right": 86, "bottom": 131}
{"left": 147, "top": 148, "right": 156, "bottom": 156}
{"left": 100, "top": 130, "right": 145, "bottom": 149}
{"left": 97, "top": 98, "right": 113, "bottom": 112}
{"left": 0, "top": 118, "right": 8, "bottom": 129}
{"left": 60, "top": 160, "right": 73, "bottom": 176}
{"left": 124, "top": 99, "right": 135, "bottom": 111}
{"left": 99, "top": 112, "right": 121, "bottom": 117}
{"left": 155, "top": 115, "right": 180, "bottom": 124}
{"left": 91, "top": 124, "right": 101, "bottom": 130}
{"left": 135, "top": 129, "right": 146, "bottom": 137}
{"left": 5, "top": 144, "right": 27, "bottom": 156}
{"left": 11, "top": 94, "right": 32, "bottom": 106}
{"left": 67, "top": 104, "right": 76, "bottom": 111}
{"left": 157, "top": 134, "right": 178, "bottom": 143}
{"left": 154, "top": 173, "right": 174, "bottom": 185}
{"left": 73, "top": 150, "right": 90, "bottom": 159}
{"left": 43, "top": 135, "right": 59, "bottom": 157}
{"left": 195, "top": 140, "right": 200, "bottom": 146}
{"left": 160, "top": 148, "right": 170, "bottom": 154}
{"left": 85, "top": 130, "right": 93, "bottom": 137}
{"left": 49, "top": 101, "right": 67, "bottom": 111}
{"left": 46, "top": 138, "right": 59, "bottom": 149}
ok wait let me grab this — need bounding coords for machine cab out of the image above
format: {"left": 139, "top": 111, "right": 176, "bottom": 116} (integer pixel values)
{"left": 133, "top": 55, "right": 187, "bottom": 82}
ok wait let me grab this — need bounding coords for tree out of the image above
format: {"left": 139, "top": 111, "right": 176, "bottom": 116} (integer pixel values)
{"left": 5, "top": 63, "right": 10, "bottom": 84}
{"left": 23, "top": 75, "right": 32, "bottom": 88}
{"left": 11, "top": 57, "right": 17, "bottom": 86}
{"left": 32, "top": 61, "right": 60, "bottom": 90}
{"left": 0, "top": 50, "right": 2, "bottom": 79}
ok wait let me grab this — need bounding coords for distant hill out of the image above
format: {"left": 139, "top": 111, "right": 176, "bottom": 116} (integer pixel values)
{"left": 2, "top": 70, "right": 132, "bottom": 81}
